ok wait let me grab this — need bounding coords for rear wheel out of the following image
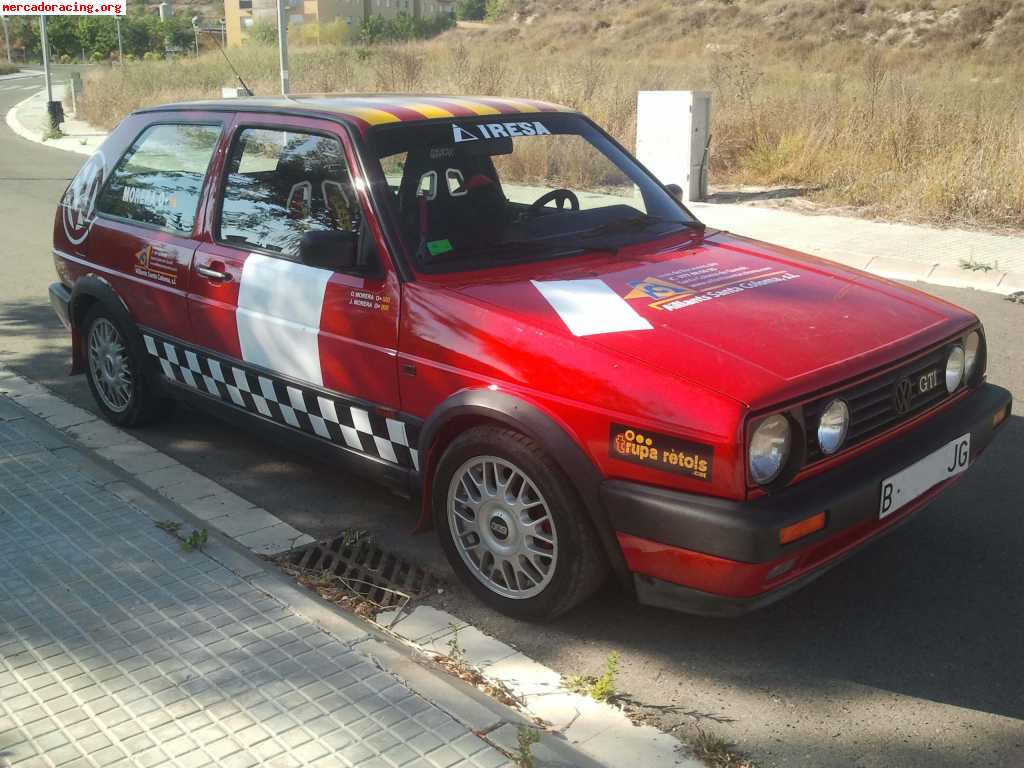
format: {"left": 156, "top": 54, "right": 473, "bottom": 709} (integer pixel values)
{"left": 83, "top": 305, "right": 171, "bottom": 427}
{"left": 433, "top": 425, "right": 607, "bottom": 620}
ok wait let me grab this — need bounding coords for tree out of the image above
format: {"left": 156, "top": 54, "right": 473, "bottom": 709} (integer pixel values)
{"left": 456, "top": 0, "right": 486, "bottom": 20}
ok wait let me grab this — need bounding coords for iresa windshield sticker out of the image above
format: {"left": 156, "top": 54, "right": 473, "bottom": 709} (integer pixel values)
{"left": 452, "top": 122, "right": 552, "bottom": 143}
{"left": 609, "top": 423, "right": 713, "bottom": 481}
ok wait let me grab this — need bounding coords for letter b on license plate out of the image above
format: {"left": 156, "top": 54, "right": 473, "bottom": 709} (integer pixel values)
{"left": 879, "top": 433, "right": 971, "bottom": 519}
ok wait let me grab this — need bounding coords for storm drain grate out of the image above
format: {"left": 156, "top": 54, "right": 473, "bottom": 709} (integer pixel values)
{"left": 276, "top": 536, "right": 439, "bottom": 611}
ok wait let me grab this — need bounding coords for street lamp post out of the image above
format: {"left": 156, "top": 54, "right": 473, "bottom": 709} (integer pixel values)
{"left": 191, "top": 16, "right": 200, "bottom": 57}
{"left": 115, "top": 16, "right": 124, "bottom": 63}
{"left": 1, "top": 15, "right": 12, "bottom": 64}
{"left": 39, "top": 16, "right": 53, "bottom": 104}
{"left": 276, "top": 0, "right": 289, "bottom": 95}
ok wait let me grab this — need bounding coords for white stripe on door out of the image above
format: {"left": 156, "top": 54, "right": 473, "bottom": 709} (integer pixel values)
{"left": 236, "top": 253, "right": 331, "bottom": 386}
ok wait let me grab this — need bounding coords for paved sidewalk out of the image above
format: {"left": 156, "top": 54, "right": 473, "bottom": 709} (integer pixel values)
{"left": 5, "top": 83, "right": 105, "bottom": 156}
{"left": 0, "top": 394, "right": 525, "bottom": 768}
{"left": 691, "top": 200, "right": 1024, "bottom": 295}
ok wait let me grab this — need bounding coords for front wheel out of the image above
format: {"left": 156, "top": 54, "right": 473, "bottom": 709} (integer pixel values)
{"left": 433, "top": 426, "right": 607, "bottom": 620}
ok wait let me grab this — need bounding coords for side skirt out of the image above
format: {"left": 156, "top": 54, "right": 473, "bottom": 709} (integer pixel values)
{"left": 141, "top": 328, "right": 421, "bottom": 495}
{"left": 168, "top": 382, "right": 412, "bottom": 493}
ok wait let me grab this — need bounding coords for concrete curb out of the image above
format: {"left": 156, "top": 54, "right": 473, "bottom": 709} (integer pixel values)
{"left": 0, "top": 366, "right": 703, "bottom": 767}
{"left": 861, "top": 255, "right": 1024, "bottom": 296}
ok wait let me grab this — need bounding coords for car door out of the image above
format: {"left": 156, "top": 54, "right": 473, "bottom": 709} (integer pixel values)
{"left": 183, "top": 115, "right": 413, "bottom": 468}
{"left": 88, "top": 120, "right": 225, "bottom": 342}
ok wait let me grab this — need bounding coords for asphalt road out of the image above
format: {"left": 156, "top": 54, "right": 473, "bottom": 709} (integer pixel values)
{"left": 2, "top": 74, "right": 1021, "bottom": 767}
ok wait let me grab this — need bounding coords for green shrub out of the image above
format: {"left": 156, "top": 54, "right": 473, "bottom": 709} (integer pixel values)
{"left": 456, "top": 0, "right": 486, "bottom": 20}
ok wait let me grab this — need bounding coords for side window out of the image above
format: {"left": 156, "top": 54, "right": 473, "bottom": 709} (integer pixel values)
{"left": 218, "top": 128, "right": 360, "bottom": 258}
{"left": 96, "top": 123, "right": 221, "bottom": 234}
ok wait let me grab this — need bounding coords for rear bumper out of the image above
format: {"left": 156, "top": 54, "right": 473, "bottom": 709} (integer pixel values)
{"left": 49, "top": 282, "right": 72, "bottom": 329}
{"left": 605, "top": 383, "right": 1012, "bottom": 616}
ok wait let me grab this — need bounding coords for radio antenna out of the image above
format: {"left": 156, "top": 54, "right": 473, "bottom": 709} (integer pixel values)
{"left": 198, "top": 25, "right": 253, "bottom": 96}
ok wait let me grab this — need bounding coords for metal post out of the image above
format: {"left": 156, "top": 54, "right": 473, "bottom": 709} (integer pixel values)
{"left": 115, "top": 16, "right": 123, "bottom": 63}
{"left": 39, "top": 16, "right": 53, "bottom": 103}
{"left": 1, "top": 15, "right": 12, "bottom": 64}
{"left": 276, "top": 0, "right": 289, "bottom": 95}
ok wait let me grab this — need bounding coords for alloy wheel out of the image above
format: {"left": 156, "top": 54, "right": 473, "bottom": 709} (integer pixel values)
{"left": 446, "top": 455, "right": 558, "bottom": 599}
{"left": 87, "top": 317, "right": 133, "bottom": 413}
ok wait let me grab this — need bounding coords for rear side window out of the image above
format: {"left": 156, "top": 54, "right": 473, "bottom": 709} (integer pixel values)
{"left": 96, "top": 123, "right": 221, "bottom": 235}
{"left": 218, "top": 128, "right": 360, "bottom": 258}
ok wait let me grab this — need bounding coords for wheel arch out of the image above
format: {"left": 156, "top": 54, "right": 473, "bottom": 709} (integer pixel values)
{"left": 68, "top": 276, "right": 144, "bottom": 376}
{"left": 417, "top": 389, "right": 631, "bottom": 587}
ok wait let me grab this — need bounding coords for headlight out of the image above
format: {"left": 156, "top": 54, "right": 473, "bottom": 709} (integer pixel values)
{"left": 749, "top": 414, "right": 791, "bottom": 485}
{"left": 817, "top": 399, "right": 849, "bottom": 455}
{"left": 964, "top": 331, "right": 981, "bottom": 381}
{"left": 945, "top": 345, "right": 965, "bottom": 393}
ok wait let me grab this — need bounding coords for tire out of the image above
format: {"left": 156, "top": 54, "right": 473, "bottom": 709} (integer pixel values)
{"left": 433, "top": 425, "right": 608, "bottom": 620}
{"left": 82, "top": 305, "right": 172, "bottom": 427}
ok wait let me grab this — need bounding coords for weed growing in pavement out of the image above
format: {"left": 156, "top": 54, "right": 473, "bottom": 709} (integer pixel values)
{"left": 563, "top": 650, "right": 620, "bottom": 703}
{"left": 445, "top": 623, "right": 465, "bottom": 666}
{"left": 1005, "top": 292, "right": 1024, "bottom": 306}
{"left": 514, "top": 725, "right": 541, "bottom": 768}
{"left": 339, "top": 528, "right": 374, "bottom": 548}
{"left": 180, "top": 529, "right": 208, "bottom": 552}
{"left": 689, "top": 726, "right": 757, "bottom": 768}
{"left": 959, "top": 257, "right": 997, "bottom": 272}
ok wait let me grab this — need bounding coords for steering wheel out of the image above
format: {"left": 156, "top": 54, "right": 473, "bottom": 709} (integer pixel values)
{"left": 531, "top": 189, "right": 580, "bottom": 212}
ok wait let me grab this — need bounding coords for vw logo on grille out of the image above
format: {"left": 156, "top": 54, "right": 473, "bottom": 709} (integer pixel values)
{"left": 893, "top": 378, "right": 915, "bottom": 415}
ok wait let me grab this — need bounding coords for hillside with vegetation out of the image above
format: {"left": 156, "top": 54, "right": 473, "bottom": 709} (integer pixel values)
{"left": 79, "top": 0, "right": 1024, "bottom": 228}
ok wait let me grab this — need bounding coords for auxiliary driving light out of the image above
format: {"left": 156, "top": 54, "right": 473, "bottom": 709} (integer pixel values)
{"left": 945, "top": 345, "right": 965, "bottom": 393}
{"left": 817, "top": 399, "right": 849, "bottom": 455}
{"left": 964, "top": 331, "right": 981, "bottom": 381}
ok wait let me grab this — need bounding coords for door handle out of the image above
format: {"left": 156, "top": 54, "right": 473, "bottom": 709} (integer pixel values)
{"left": 197, "top": 265, "right": 230, "bottom": 281}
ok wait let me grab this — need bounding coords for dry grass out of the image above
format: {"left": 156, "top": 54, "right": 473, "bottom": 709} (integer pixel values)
{"left": 80, "top": 2, "right": 1024, "bottom": 228}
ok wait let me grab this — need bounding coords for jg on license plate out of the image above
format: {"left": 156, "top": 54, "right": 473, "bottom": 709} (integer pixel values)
{"left": 879, "top": 433, "right": 971, "bottom": 519}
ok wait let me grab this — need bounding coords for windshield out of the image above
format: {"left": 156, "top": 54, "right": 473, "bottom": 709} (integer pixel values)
{"left": 367, "top": 113, "right": 700, "bottom": 273}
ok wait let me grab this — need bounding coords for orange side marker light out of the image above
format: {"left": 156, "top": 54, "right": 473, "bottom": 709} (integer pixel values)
{"left": 993, "top": 405, "right": 1010, "bottom": 428}
{"left": 779, "top": 512, "right": 827, "bottom": 545}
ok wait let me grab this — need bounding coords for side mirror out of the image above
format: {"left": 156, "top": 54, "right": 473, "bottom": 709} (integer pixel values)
{"left": 665, "top": 183, "right": 684, "bottom": 203}
{"left": 298, "top": 230, "right": 358, "bottom": 271}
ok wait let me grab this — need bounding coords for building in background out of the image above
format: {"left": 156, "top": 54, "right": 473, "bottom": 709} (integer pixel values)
{"left": 225, "top": 0, "right": 454, "bottom": 47}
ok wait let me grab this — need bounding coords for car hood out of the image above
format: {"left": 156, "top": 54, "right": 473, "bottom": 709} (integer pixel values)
{"left": 432, "top": 229, "right": 975, "bottom": 408}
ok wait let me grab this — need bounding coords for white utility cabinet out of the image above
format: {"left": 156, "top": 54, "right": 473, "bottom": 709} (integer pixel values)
{"left": 636, "top": 90, "right": 711, "bottom": 202}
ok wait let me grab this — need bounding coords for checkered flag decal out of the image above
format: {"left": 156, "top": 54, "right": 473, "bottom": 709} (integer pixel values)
{"left": 143, "top": 334, "right": 421, "bottom": 471}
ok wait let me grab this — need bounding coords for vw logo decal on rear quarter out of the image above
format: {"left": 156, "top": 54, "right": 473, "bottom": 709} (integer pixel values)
{"left": 893, "top": 377, "right": 915, "bottom": 415}
{"left": 62, "top": 151, "right": 105, "bottom": 245}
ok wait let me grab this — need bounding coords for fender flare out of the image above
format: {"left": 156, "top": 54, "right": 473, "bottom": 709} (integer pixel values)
{"left": 418, "top": 389, "right": 631, "bottom": 587}
{"left": 67, "top": 276, "right": 151, "bottom": 379}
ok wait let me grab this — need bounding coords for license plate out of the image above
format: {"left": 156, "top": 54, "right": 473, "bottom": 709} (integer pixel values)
{"left": 879, "top": 433, "right": 971, "bottom": 519}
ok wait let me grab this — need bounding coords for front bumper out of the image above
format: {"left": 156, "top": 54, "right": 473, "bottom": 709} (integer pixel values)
{"left": 49, "top": 282, "right": 72, "bottom": 330}
{"left": 604, "top": 383, "right": 1012, "bottom": 616}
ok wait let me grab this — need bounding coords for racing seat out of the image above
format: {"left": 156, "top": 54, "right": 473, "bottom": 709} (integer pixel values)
{"left": 398, "top": 149, "right": 509, "bottom": 258}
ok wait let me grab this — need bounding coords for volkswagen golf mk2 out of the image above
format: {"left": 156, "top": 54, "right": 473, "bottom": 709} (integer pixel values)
{"left": 49, "top": 95, "right": 1012, "bottom": 619}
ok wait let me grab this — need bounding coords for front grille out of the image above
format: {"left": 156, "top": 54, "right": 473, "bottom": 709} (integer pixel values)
{"left": 803, "top": 345, "right": 951, "bottom": 463}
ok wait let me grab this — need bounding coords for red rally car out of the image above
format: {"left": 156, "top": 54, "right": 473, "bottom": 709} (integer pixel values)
{"left": 49, "top": 95, "right": 1012, "bottom": 619}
